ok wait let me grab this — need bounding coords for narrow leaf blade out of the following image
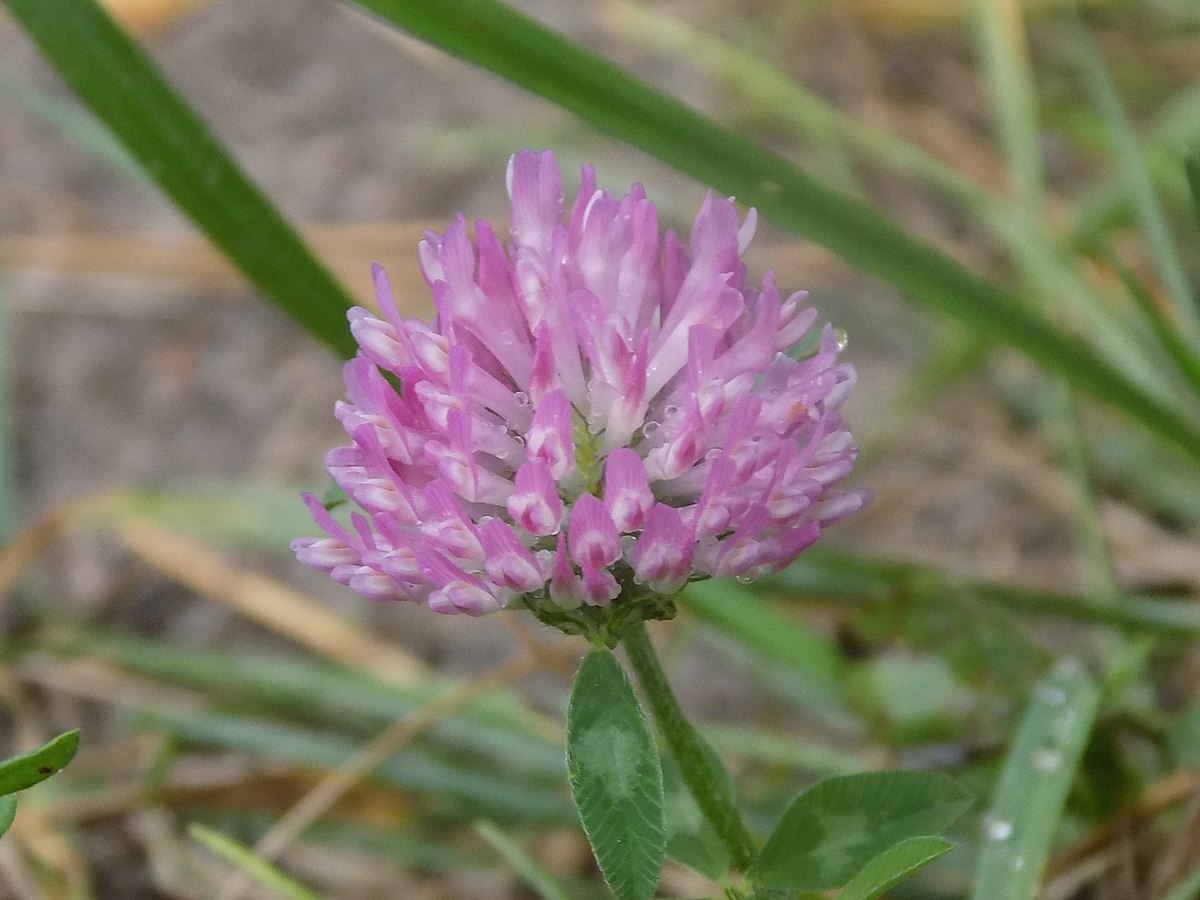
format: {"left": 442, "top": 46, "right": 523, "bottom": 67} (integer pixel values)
{"left": 836, "top": 835, "right": 954, "bottom": 900}
{"left": 474, "top": 821, "right": 571, "bottom": 900}
{"left": 2, "top": 0, "right": 356, "bottom": 356}
{"left": 567, "top": 648, "right": 665, "bottom": 900}
{"left": 1075, "top": 23, "right": 1200, "bottom": 349}
{"left": 752, "top": 770, "right": 970, "bottom": 890}
{"left": 971, "top": 659, "right": 1100, "bottom": 900}
{"left": 0, "top": 729, "right": 80, "bottom": 796}
{"left": 188, "top": 824, "right": 321, "bottom": 900}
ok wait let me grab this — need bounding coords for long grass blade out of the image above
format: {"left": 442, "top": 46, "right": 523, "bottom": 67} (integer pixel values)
{"left": 1106, "top": 250, "right": 1200, "bottom": 396}
{"left": 51, "top": 630, "right": 563, "bottom": 775}
{"left": 139, "top": 708, "right": 575, "bottom": 823}
{"left": 770, "top": 550, "right": 1200, "bottom": 638}
{"left": 971, "top": 660, "right": 1099, "bottom": 899}
{"left": 2, "top": 0, "right": 357, "bottom": 356}
{"left": 188, "top": 825, "right": 321, "bottom": 900}
{"left": 0, "top": 73, "right": 145, "bottom": 183}
{"left": 350, "top": 0, "right": 1200, "bottom": 463}
{"left": 474, "top": 821, "right": 571, "bottom": 900}
{"left": 969, "top": 0, "right": 1043, "bottom": 210}
{"left": 1074, "top": 22, "right": 1200, "bottom": 352}
{"left": 1074, "top": 81, "right": 1200, "bottom": 240}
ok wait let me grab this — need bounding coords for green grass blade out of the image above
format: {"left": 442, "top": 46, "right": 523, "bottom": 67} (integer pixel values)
{"left": 1106, "top": 250, "right": 1200, "bottom": 396}
{"left": 700, "top": 725, "right": 875, "bottom": 777}
{"left": 1074, "top": 81, "right": 1200, "bottom": 240}
{"left": 188, "top": 824, "right": 321, "bottom": 900}
{"left": 1074, "top": 22, "right": 1200, "bottom": 351}
{"left": 1089, "top": 425, "right": 1200, "bottom": 526}
{"left": 2, "top": 0, "right": 356, "bottom": 356}
{"left": 353, "top": 0, "right": 1200, "bottom": 464}
{"left": 474, "top": 821, "right": 571, "bottom": 900}
{"left": 969, "top": 0, "right": 1043, "bottom": 210}
{"left": 770, "top": 549, "right": 1200, "bottom": 638}
{"left": 0, "top": 72, "right": 145, "bottom": 183}
{"left": 52, "top": 630, "right": 564, "bottom": 777}
{"left": 971, "top": 660, "right": 1099, "bottom": 900}
{"left": 138, "top": 708, "right": 574, "bottom": 823}
{"left": 970, "top": 1, "right": 1118, "bottom": 599}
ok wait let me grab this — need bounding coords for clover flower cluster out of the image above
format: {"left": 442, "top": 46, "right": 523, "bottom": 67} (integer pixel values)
{"left": 292, "top": 150, "right": 867, "bottom": 615}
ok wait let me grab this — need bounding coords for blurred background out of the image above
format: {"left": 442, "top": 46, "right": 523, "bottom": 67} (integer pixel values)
{"left": 1, "top": 0, "right": 1199, "bottom": 897}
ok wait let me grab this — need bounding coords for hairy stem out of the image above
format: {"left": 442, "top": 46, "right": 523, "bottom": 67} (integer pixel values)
{"left": 622, "top": 618, "right": 757, "bottom": 871}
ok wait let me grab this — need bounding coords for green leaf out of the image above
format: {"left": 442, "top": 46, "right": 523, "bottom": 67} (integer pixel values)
{"left": 835, "top": 836, "right": 954, "bottom": 900}
{"left": 971, "top": 659, "right": 1100, "bottom": 900}
{"left": 0, "top": 729, "right": 80, "bottom": 796}
{"left": 660, "top": 745, "right": 729, "bottom": 881}
{"left": 0, "top": 795, "right": 16, "bottom": 838}
{"left": 2, "top": 0, "right": 356, "bottom": 356}
{"left": 567, "top": 648, "right": 665, "bottom": 900}
{"left": 751, "top": 770, "right": 970, "bottom": 891}
{"left": 188, "top": 824, "right": 321, "bottom": 900}
{"left": 352, "top": 0, "right": 1200, "bottom": 465}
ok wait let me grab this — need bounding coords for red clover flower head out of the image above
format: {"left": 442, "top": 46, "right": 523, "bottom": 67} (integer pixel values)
{"left": 292, "top": 150, "right": 868, "bottom": 623}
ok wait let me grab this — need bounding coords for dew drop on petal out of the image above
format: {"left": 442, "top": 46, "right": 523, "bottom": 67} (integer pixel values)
{"left": 514, "top": 391, "right": 531, "bottom": 407}
{"left": 664, "top": 404, "right": 679, "bottom": 417}
{"left": 642, "top": 421, "right": 660, "bottom": 437}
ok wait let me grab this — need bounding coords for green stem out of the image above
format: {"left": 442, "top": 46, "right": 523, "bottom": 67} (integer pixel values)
{"left": 621, "top": 618, "right": 757, "bottom": 871}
